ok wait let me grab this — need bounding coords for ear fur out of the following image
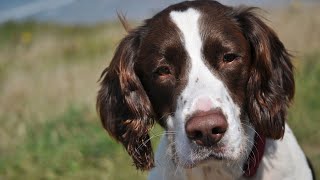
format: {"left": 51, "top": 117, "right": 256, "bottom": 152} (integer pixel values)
{"left": 96, "top": 26, "right": 155, "bottom": 170}
{"left": 234, "top": 8, "right": 295, "bottom": 139}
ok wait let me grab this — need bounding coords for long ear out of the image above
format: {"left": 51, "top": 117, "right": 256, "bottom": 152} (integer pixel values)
{"left": 96, "top": 28, "right": 155, "bottom": 170}
{"left": 235, "top": 8, "right": 294, "bottom": 139}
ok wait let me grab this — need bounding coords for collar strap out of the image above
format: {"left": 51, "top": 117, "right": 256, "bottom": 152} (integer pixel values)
{"left": 243, "top": 132, "right": 266, "bottom": 177}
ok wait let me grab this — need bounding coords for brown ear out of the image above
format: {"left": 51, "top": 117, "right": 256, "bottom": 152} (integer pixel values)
{"left": 234, "top": 8, "right": 294, "bottom": 139}
{"left": 96, "top": 27, "right": 155, "bottom": 170}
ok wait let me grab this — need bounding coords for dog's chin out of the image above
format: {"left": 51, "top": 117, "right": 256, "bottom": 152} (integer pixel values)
{"left": 177, "top": 146, "right": 237, "bottom": 169}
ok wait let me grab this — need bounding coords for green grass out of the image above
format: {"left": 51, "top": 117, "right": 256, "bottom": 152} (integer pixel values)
{"left": 0, "top": 4, "right": 319, "bottom": 179}
{"left": 290, "top": 52, "right": 320, "bottom": 144}
{"left": 0, "top": 106, "right": 146, "bottom": 179}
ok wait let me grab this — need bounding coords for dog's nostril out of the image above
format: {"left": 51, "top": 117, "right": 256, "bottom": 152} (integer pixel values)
{"left": 212, "top": 127, "right": 226, "bottom": 134}
{"left": 187, "top": 130, "right": 203, "bottom": 140}
{"left": 194, "top": 130, "right": 202, "bottom": 139}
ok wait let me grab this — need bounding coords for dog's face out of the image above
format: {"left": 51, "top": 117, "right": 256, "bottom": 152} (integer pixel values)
{"left": 97, "top": 1, "right": 294, "bottom": 170}
{"left": 137, "top": 6, "right": 252, "bottom": 167}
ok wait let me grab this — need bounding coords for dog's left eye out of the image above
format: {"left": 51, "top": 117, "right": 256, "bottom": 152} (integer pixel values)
{"left": 223, "top": 53, "right": 240, "bottom": 63}
{"left": 154, "top": 66, "right": 171, "bottom": 76}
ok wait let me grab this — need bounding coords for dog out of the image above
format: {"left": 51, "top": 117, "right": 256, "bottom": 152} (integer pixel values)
{"left": 97, "top": 1, "right": 315, "bottom": 179}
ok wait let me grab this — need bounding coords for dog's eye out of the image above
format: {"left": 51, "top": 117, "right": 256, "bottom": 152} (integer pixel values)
{"left": 154, "top": 66, "right": 171, "bottom": 76}
{"left": 223, "top": 53, "right": 240, "bottom": 63}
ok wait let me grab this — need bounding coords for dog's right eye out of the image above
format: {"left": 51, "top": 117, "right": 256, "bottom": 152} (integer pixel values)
{"left": 154, "top": 66, "right": 171, "bottom": 76}
{"left": 223, "top": 53, "right": 240, "bottom": 63}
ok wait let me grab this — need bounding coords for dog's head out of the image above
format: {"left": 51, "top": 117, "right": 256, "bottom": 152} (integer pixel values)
{"left": 97, "top": 1, "right": 294, "bottom": 170}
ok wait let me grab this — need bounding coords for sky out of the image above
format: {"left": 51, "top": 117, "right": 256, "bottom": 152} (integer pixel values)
{"left": 0, "top": 0, "right": 317, "bottom": 24}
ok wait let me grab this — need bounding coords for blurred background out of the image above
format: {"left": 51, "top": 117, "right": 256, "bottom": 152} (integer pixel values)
{"left": 0, "top": 0, "right": 319, "bottom": 179}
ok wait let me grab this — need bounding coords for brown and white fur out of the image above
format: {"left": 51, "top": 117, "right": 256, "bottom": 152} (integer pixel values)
{"left": 97, "top": 1, "right": 314, "bottom": 179}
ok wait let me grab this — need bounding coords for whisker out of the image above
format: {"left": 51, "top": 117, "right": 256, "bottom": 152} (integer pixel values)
{"left": 241, "top": 122, "right": 264, "bottom": 142}
{"left": 158, "top": 111, "right": 175, "bottom": 121}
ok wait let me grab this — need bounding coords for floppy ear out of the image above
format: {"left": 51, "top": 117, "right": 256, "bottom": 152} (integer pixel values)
{"left": 96, "top": 28, "right": 155, "bottom": 170}
{"left": 235, "top": 8, "right": 294, "bottom": 139}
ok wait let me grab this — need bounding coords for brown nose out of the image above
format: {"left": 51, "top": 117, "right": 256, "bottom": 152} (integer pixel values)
{"left": 185, "top": 110, "right": 228, "bottom": 147}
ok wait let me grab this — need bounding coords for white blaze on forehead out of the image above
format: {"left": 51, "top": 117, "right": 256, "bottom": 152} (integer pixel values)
{"left": 170, "top": 8, "right": 202, "bottom": 65}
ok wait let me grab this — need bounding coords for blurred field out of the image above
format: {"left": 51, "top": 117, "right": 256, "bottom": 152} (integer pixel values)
{"left": 0, "top": 3, "right": 319, "bottom": 180}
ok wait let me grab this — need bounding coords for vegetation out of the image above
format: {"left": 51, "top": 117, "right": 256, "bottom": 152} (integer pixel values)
{"left": 0, "top": 4, "right": 319, "bottom": 179}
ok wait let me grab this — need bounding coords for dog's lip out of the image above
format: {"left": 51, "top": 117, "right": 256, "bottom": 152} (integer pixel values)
{"left": 183, "top": 154, "right": 226, "bottom": 169}
{"left": 195, "top": 143, "right": 227, "bottom": 153}
{"left": 182, "top": 147, "right": 228, "bottom": 169}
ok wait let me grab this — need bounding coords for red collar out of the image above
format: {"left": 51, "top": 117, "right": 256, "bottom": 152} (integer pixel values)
{"left": 243, "top": 133, "right": 266, "bottom": 177}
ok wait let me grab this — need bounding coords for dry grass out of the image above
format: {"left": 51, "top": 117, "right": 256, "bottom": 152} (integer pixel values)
{"left": 266, "top": 4, "right": 320, "bottom": 54}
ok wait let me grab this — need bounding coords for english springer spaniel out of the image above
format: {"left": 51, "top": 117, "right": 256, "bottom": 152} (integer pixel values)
{"left": 97, "top": 1, "right": 315, "bottom": 179}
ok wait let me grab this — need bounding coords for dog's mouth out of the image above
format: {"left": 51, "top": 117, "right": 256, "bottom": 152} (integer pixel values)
{"left": 180, "top": 145, "right": 231, "bottom": 169}
{"left": 182, "top": 154, "right": 227, "bottom": 169}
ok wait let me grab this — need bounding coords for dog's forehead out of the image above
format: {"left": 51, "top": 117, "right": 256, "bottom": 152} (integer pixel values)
{"left": 143, "top": 2, "right": 242, "bottom": 47}
{"left": 138, "top": 1, "right": 248, "bottom": 69}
